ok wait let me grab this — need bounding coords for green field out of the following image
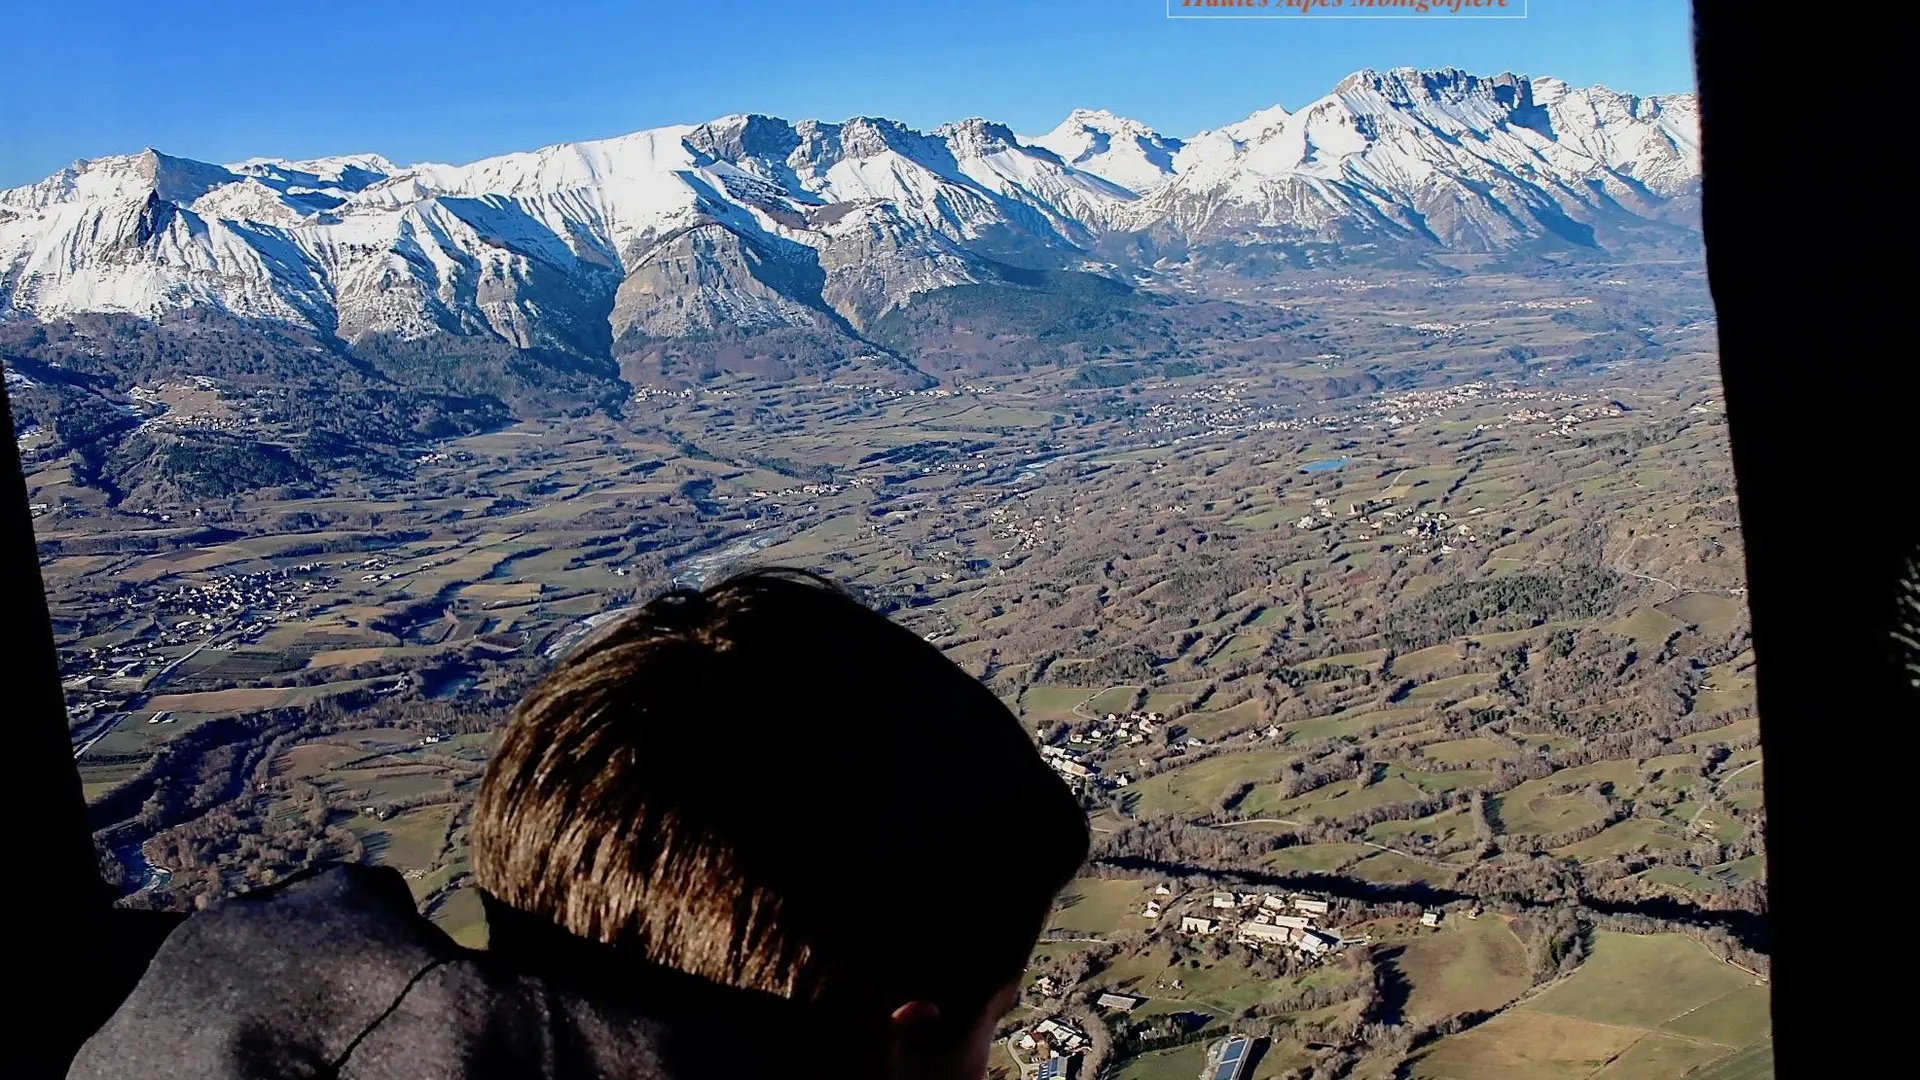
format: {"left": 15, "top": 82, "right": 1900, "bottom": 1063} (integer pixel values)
{"left": 1603, "top": 606, "right": 1687, "bottom": 648}
{"left": 1251, "top": 773, "right": 1425, "bottom": 823}
{"left": 1391, "top": 916, "right": 1531, "bottom": 1022}
{"left": 1021, "top": 685, "right": 1095, "bottom": 724}
{"left": 1416, "top": 932, "right": 1770, "bottom": 1080}
{"left": 1128, "top": 750, "right": 1293, "bottom": 818}
{"left": 1419, "top": 737, "right": 1514, "bottom": 765}
{"left": 1656, "top": 593, "right": 1745, "bottom": 637}
{"left": 428, "top": 887, "right": 487, "bottom": 949}
{"left": 1681, "top": 1040, "right": 1774, "bottom": 1080}
{"left": 1112, "top": 1042, "right": 1208, "bottom": 1080}
{"left": 1528, "top": 933, "right": 1758, "bottom": 1029}
{"left": 1349, "top": 848, "right": 1457, "bottom": 887}
{"left": 364, "top": 804, "right": 454, "bottom": 870}
{"left": 1087, "top": 684, "right": 1145, "bottom": 717}
{"left": 1554, "top": 818, "right": 1691, "bottom": 861}
{"left": 1263, "top": 842, "right": 1368, "bottom": 873}
{"left": 1046, "top": 877, "right": 1151, "bottom": 936}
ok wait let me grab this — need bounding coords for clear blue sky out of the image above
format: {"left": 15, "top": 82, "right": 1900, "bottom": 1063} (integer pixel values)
{"left": 0, "top": 0, "right": 1695, "bottom": 188}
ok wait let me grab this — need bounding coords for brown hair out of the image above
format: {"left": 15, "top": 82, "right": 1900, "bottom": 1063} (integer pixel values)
{"left": 471, "top": 568, "right": 1087, "bottom": 1019}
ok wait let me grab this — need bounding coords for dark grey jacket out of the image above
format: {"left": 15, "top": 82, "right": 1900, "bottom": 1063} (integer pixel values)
{"left": 68, "top": 865, "right": 841, "bottom": 1079}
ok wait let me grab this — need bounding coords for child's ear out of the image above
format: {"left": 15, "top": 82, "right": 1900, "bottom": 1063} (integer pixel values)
{"left": 888, "top": 999, "right": 943, "bottom": 1031}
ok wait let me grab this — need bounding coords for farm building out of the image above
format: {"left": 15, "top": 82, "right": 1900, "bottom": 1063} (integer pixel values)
{"left": 1034, "top": 1018, "right": 1086, "bottom": 1049}
{"left": 1210, "top": 1035, "right": 1252, "bottom": 1080}
{"left": 1236, "top": 922, "right": 1294, "bottom": 946}
{"left": 1297, "top": 929, "right": 1337, "bottom": 955}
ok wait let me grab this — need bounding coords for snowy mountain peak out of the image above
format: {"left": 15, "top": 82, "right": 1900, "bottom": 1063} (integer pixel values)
{"left": 936, "top": 118, "right": 1023, "bottom": 159}
{"left": 1134, "top": 67, "right": 1700, "bottom": 249}
{"left": 836, "top": 116, "right": 932, "bottom": 160}
{"left": 1214, "top": 104, "right": 1292, "bottom": 145}
{"left": 229, "top": 153, "right": 397, "bottom": 191}
{"left": 1029, "top": 109, "right": 1183, "bottom": 195}
{"left": 685, "top": 114, "right": 806, "bottom": 166}
{"left": 0, "top": 149, "right": 236, "bottom": 212}
{"left": 1056, "top": 108, "right": 1159, "bottom": 139}
{"left": 0, "top": 68, "right": 1703, "bottom": 358}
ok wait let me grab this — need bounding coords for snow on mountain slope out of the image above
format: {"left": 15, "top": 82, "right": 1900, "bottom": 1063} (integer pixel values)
{"left": 0, "top": 68, "right": 1700, "bottom": 356}
{"left": 1028, "top": 108, "right": 1185, "bottom": 194}
{"left": 1135, "top": 68, "right": 1699, "bottom": 250}
{"left": 0, "top": 152, "right": 332, "bottom": 325}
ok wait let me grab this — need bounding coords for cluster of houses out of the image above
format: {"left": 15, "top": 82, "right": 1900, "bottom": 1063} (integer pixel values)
{"left": 1014, "top": 984, "right": 1151, "bottom": 1077}
{"left": 1038, "top": 744, "right": 1102, "bottom": 785}
{"left": 1499, "top": 400, "right": 1626, "bottom": 437}
{"left": 1037, "top": 710, "right": 1169, "bottom": 789}
{"left": 60, "top": 565, "right": 343, "bottom": 727}
{"left": 745, "top": 481, "right": 844, "bottom": 501}
{"left": 1036, "top": 705, "right": 1295, "bottom": 789}
{"left": 1013, "top": 884, "right": 1455, "bottom": 1077}
{"left": 1014, "top": 1015, "right": 1089, "bottom": 1077}
{"left": 1162, "top": 887, "right": 1351, "bottom": 959}
{"left": 1289, "top": 497, "right": 1485, "bottom": 559}
{"left": 127, "top": 379, "right": 245, "bottom": 435}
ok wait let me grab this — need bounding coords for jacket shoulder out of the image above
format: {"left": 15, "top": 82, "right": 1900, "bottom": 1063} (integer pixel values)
{"left": 68, "top": 865, "right": 458, "bottom": 1080}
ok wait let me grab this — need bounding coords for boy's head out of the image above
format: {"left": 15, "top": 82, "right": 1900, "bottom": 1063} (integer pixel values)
{"left": 471, "top": 569, "right": 1088, "bottom": 1075}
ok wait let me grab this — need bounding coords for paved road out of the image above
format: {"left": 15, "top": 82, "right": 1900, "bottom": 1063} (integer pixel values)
{"left": 71, "top": 636, "right": 222, "bottom": 758}
{"left": 1686, "top": 758, "right": 1760, "bottom": 835}
{"left": 1618, "top": 567, "right": 1685, "bottom": 594}
{"left": 1003, "top": 1035, "right": 1032, "bottom": 1079}
{"left": 71, "top": 710, "right": 129, "bottom": 759}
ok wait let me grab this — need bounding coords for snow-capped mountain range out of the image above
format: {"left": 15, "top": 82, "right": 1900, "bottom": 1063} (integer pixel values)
{"left": 0, "top": 68, "right": 1698, "bottom": 358}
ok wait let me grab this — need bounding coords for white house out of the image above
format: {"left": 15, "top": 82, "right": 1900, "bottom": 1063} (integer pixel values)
{"left": 1035, "top": 1018, "right": 1086, "bottom": 1049}
{"left": 1292, "top": 897, "right": 1330, "bottom": 916}
{"left": 1421, "top": 910, "right": 1442, "bottom": 927}
{"left": 1211, "top": 893, "right": 1237, "bottom": 910}
{"left": 1236, "top": 922, "right": 1294, "bottom": 946}
{"left": 1297, "top": 930, "right": 1336, "bottom": 955}
{"left": 1181, "top": 916, "right": 1218, "bottom": 935}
